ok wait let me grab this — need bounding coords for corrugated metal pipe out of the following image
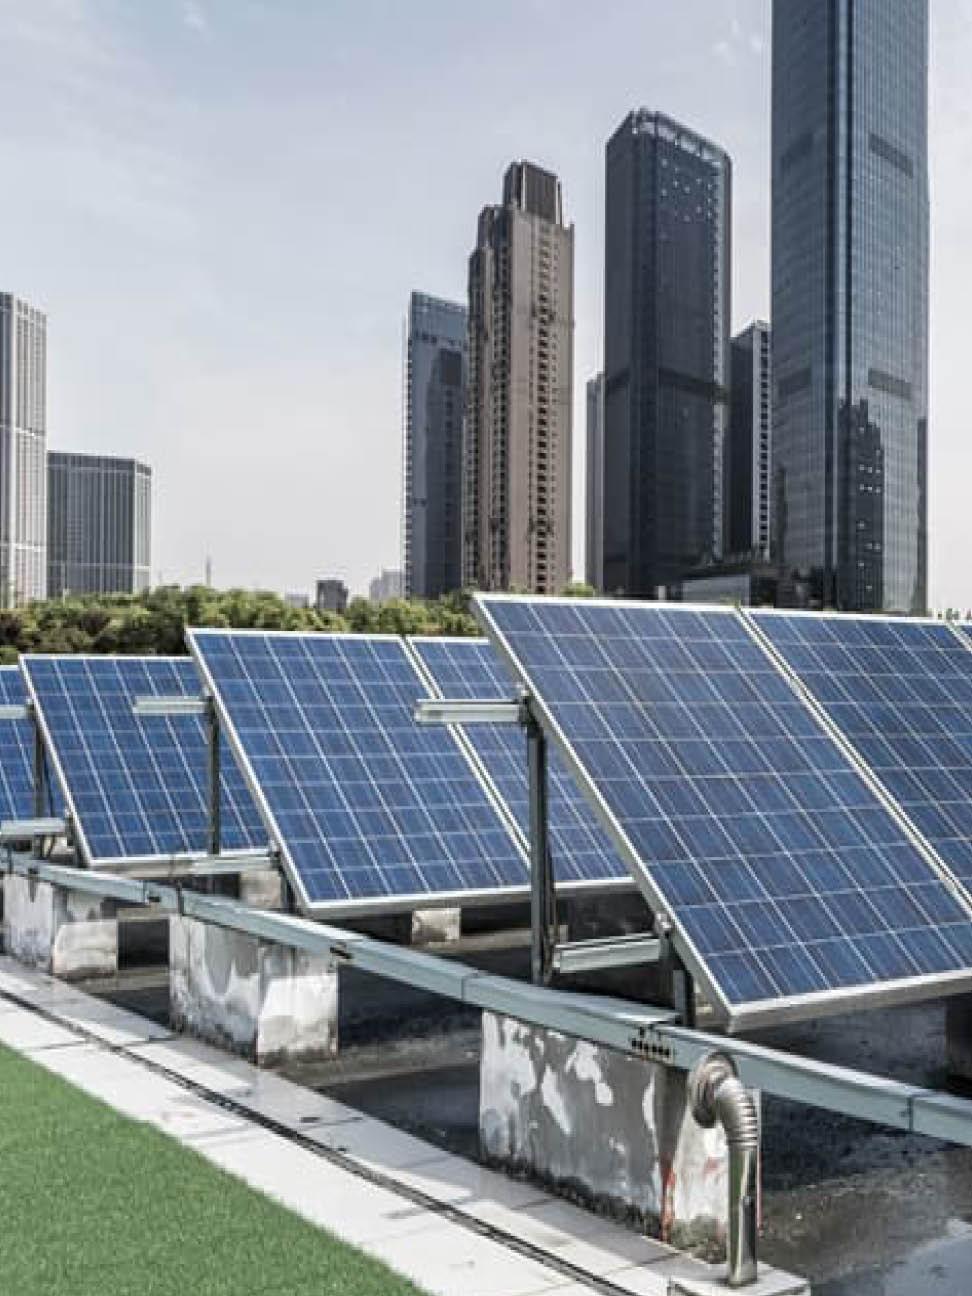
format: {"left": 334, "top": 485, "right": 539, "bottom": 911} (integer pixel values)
{"left": 688, "top": 1051, "right": 759, "bottom": 1287}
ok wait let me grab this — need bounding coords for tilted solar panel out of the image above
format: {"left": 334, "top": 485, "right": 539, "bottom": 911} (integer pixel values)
{"left": 751, "top": 611, "right": 972, "bottom": 892}
{"left": 188, "top": 630, "right": 530, "bottom": 914}
{"left": 0, "top": 666, "right": 51, "bottom": 822}
{"left": 475, "top": 595, "right": 972, "bottom": 1029}
{"left": 410, "top": 637, "right": 629, "bottom": 886}
{"left": 22, "top": 655, "right": 266, "bottom": 865}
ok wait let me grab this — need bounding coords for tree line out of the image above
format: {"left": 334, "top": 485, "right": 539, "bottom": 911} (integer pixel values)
{"left": 0, "top": 583, "right": 597, "bottom": 662}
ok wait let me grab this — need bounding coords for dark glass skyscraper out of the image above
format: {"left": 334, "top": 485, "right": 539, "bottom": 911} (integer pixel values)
{"left": 603, "top": 111, "right": 731, "bottom": 597}
{"left": 771, "top": 0, "right": 929, "bottom": 613}
{"left": 403, "top": 292, "right": 467, "bottom": 599}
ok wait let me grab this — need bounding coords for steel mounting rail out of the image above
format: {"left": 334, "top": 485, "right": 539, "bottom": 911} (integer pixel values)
{"left": 4, "top": 850, "right": 972, "bottom": 1148}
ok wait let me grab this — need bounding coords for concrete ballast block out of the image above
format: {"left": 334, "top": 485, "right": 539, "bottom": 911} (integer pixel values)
{"left": 946, "top": 993, "right": 972, "bottom": 1082}
{"left": 170, "top": 915, "right": 337, "bottom": 1065}
{"left": 480, "top": 1010, "right": 745, "bottom": 1249}
{"left": 3, "top": 874, "right": 118, "bottom": 979}
{"left": 411, "top": 906, "right": 461, "bottom": 945}
{"left": 238, "top": 868, "right": 284, "bottom": 911}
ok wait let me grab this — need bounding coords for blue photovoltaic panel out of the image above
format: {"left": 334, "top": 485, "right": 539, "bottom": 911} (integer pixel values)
{"left": 753, "top": 612, "right": 972, "bottom": 891}
{"left": 188, "top": 631, "right": 530, "bottom": 912}
{"left": 410, "top": 637, "right": 629, "bottom": 885}
{"left": 0, "top": 666, "right": 49, "bottom": 822}
{"left": 476, "top": 596, "right": 972, "bottom": 1026}
{"left": 23, "top": 656, "right": 266, "bottom": 864}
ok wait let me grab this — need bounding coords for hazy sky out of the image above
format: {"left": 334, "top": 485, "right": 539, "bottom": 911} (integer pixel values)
{"left": 1, "top": 0, "right": 970, "bottom": 607}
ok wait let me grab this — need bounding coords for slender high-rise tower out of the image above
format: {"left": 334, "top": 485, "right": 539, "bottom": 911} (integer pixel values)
{"left": 0, "top": 294, "right": 47, "bottom": 606}
{"left": 585, "top": 373, "right": 605, "bottom": 590}
{"left": 603, "top": 111, "right": 731, "bottom": 598}
{"left": 464, "top": 161, "right": 574, "bottom": 593}
{"left": 728, "top": 322, "right": 772, "bottom": 559}
{"left": 403, "top": 292, "right": 467, "bottom": 599}
{"left": 771, "top": 0, "right": 929, "bottom": 612}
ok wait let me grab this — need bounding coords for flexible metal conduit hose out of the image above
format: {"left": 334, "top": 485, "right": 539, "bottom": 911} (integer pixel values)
{"left": 688, "top": 1051, "right": 759, "bottom": 1287}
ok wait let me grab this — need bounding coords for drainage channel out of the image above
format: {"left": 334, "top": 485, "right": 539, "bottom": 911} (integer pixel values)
{"left": 0, "top": 985, "right": 676, "bottom": 1296}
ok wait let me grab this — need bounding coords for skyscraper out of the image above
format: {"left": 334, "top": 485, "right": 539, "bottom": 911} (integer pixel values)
{"left": 0, "top": 293, "right": 47, "bottom": 606}
{"left": 464, "top": 161, "right": 574, "bottom": 594}
{"left": 47, "top": 453, "right": 152, "bottom": 598}
{"left": 585, "top": 373, "right": 605, "bottom": 590}
{"left": 603, "top": 111, "right": 731, "bottom": 598}
{"left": 403, "top": 292, "right": 467, "bottom": 599}
{"left": 771, "top": 0, "right": 929, "bottom": 613}
{"left": 728, "top": 322, "right": 772, "bottom": 558}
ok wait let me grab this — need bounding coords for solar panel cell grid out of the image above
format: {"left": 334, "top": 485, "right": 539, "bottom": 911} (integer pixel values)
{"left": 752, "top": 614, "right": 972, "bottom": 891}
{"left": 410, "top": 638, "right": 629, "bottom": 885}
{"left": 0, "top": 666, "right": 48, "bottom": 821}
{"left": 476, "top": 597, "right": 972, "bottom": 1022}
{"left": 23, "top": 656, "right": 264, "bottom": 864}
{"left": 189, "top": 631, "right": 529, "bottom": 910}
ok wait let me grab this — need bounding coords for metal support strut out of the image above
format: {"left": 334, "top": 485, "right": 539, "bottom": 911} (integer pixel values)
{"left": 688, "top": 1051, "right": 759, "bottom": 1287}
{"left": 526, "top": 712, "right": 556, "bottom": 986}
{"left": 206, "top": 697, "right": 221, "bottom": 858}
{"left": 32, "top": 721, "right": 48, "bottom": 860}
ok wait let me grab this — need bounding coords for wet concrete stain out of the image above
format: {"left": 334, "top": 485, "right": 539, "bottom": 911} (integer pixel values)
{"left": 84, "top": 939, "right": 972, "bottom": 1292}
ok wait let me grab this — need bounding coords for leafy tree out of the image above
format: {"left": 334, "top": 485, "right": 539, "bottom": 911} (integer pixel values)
{"left": 0, "top": 584, "right": 484, "bottom": 659}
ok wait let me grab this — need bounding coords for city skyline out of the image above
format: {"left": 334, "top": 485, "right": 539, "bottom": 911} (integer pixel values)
{"left": 3, "top": 2, "right": 972, "bottom": 607}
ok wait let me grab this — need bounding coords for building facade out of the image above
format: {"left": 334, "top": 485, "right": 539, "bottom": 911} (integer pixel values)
{"left": 369, "top": 568, "right": 403, "bottom": 603}
{"left": 728, "top": 321, "right": 772, "bottom": 558}
{"left": 0, "top": 294, "right": 47, "bottom": 605}
{"left": 585, "top": 373, "right": 605, "bottom": 590}
{"left": 603, "top": 111, "right": 731, "bottom": 598}
{"left": 403, "top": 293, "right": 467, "bottom": 599}
{"left": 47, "top": 453, "right": 152, "bottom": 598}
{"left": 464, "top": 161, "right": 574, "bottom": 594}
{"left": 315, "top": 578, "right": 348, "bottom": 615}
{"left": 771, "top": 0, "right": 929, "bottom": 613}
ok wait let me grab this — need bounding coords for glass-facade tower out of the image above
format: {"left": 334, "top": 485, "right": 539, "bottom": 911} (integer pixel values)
{"left": 47, "top": 453, "right": 152, "bottom": 597}
{"left": 771, "top": 0, "right": 929, "bottom": 613}
{"left": 403, "top": 292, "right": 467, "bottom": 600}
{"left": 603, "top": 111, "right": 731, "bottom": 597}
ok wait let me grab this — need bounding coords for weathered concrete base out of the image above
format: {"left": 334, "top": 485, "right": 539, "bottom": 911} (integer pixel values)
{"left": 946, "top": 993, "right": 972, "bottom": 1081}
{"left": 480, "top": 1011, "right": 741, "bottom": 1249}
{"left": 238, "top": 867, "right": 284, "bottom": 911}
{"left": 668, "top": 1267, "right": 808, "bottom": 1295}
{"left": 169, "top": 915, "right": 337, "bottom": 1065}
{"left": 411, "top": 906, "right": 461, "bottom": 945}
{"left": 3, "top": 874, "right": 118, "bottom": 979}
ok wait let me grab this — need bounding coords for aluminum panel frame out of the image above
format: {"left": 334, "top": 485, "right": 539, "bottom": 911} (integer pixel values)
{"left": 474, "top": 594, "right": 972, "bottom": 1032}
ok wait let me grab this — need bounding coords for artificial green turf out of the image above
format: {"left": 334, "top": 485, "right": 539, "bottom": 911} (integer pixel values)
{"left": 0, "top": 1043, "right": 424, "bottom": 1295}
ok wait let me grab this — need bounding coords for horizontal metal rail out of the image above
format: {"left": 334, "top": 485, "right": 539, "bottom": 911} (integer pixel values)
{"left": 133, "top": 696, "right": 210, "bottom": 717}
{"left": 552, "top": 933, "right": 662, "bottom": 975}
{"left": 414, "top": 698, "right": 523, "bottom": 726}
{"left": 0, "top": 704, "right": 29, "bottom": 722}
{"left": 0, "top": 817, "right": 66, "bottom": 842}
{"left": 4, "top": 851, "right": 972, "bottom": 1147}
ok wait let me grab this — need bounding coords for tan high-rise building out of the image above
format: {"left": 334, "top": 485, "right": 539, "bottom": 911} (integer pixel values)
{"left": 463, "top": 161, "right": 574, "bottom": 593}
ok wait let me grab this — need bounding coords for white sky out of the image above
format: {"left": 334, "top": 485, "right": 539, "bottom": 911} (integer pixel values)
{"left": 0, "top": 0, "right": 969, "bottom": 608}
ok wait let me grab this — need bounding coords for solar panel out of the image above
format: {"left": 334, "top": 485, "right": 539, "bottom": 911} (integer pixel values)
{"left": 188, "top": 630, "right": 530, "bottom": 914}
{"left": 0, "top": 666, "right": 49, "bottom": 822}
{"left": 410, "top": 637, "right": 629, "bottom": 887}
{"left": 475, "top": 596, "right": 972, "bottom": 1029}
{"left": 751, "top": 611, "right": 972, "bottom": 893}
{"left": 22, "top": 655, "right": 266, "bottom": 866}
